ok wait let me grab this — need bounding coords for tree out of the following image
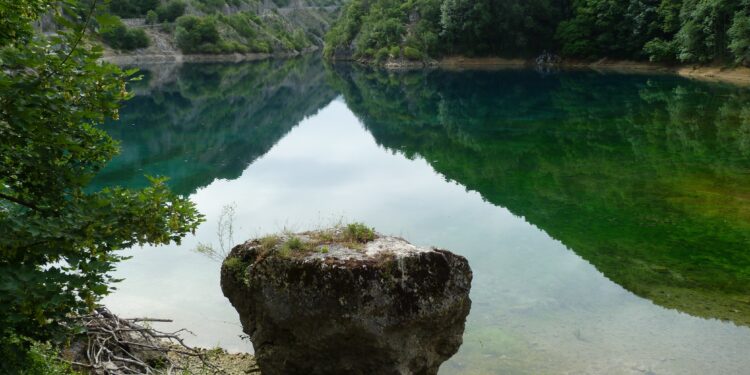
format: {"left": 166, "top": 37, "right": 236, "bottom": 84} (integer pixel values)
{"left": 146, "top": 9, "right": 158, "bottom": 25}
{"left": 156, "top": 0, "right": 187, "bottom": 22}
{"left": 442, "top": 0, "right": 566, "bottom": 57}
{"left": 175, "top": 15, "right": 221, "bottom": 53}
{"left": 674, "top": 0, "right": 749, "bottom": 63}
{"left": 0, "top": 0, "right": 203, "bottom": 369}
{"left": 728, "top": 2, "right": 750, "bottom": 65}
{"left": 100, "top": 16, "right": 150, "bottom": 50}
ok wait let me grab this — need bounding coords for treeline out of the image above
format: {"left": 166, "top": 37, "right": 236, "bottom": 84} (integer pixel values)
{"left": 92, "top": 0, "right": 343, "bottom": 54}
{"left": 324, "top": 0, "right": 750, "bottom": 65}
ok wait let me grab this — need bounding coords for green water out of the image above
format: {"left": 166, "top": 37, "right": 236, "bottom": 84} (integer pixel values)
{"left": 96, "top": 56, "right": 750, "bottom": 374}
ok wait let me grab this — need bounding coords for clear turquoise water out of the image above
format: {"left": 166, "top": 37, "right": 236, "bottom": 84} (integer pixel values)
{"left": 96, "top": 56, "right": 750, "bottom": 374}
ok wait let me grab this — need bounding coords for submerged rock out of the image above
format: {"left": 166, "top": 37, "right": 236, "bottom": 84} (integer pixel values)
{"left": 220, "top": 226, "right": 472, "bottom": 375}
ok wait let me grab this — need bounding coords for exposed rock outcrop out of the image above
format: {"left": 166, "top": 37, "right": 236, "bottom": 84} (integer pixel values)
{"left": 221, "top": 226, "right": 472, "bottom": 375}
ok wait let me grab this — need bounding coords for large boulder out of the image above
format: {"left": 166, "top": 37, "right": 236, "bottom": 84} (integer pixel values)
{"left": 220, "top": 225, "right": 472, "bottom": 375}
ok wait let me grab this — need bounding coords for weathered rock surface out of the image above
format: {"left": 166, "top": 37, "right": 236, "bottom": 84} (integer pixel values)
{"left": 220, "top": 229, "right": 472, "bottom": 375}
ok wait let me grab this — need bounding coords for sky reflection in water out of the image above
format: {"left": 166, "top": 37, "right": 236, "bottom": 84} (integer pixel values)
{"left": 99, "top": 58, "right": 750, "bottom": 374}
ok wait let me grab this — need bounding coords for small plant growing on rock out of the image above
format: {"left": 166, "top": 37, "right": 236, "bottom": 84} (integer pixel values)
{"left": 279, "top": 236, "right": 307, "bottom": 257}
{"left": 345, "top": 223, "right": 376, "bottom": 243}
{"left": 260, "top": 235, "right": 281, "bottom": 252}
{"left": 223, "top": 257, "right": 248, "bottom": 282}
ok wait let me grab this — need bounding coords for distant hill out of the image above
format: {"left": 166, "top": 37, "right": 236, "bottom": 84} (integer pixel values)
{"left": 90, "top": 0, "right": 346, "bottom": 58}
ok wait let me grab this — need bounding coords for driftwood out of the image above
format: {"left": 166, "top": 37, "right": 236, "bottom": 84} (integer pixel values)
{"left": 69, "top": 307, "right": 221, "bottom": 374}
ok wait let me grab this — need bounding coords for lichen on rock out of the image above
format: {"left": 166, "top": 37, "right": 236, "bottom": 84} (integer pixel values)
{"left": 220, "top": 225, "right": 472, "bottom": 375}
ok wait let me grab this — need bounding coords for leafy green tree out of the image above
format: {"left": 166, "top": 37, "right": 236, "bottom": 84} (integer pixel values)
{"left": 675, "top": 0, "right": 738, "bottom": 62}
{"left": 175, "top": 15, "right": 221, "bottom": 53}
{"left": 557, "top": 0, "right": 667, "bottom": 59}
{"left": 728, "top": 2, "right": 750, "bottom": 65}
{"left": 156, "top": 0, "right": 187, "bottom": 22}
{"left": 100, "top": 16, "right": 150, "bottom": 50}
{"left": 441, "top": 0, "right": 566, "bottom": 56}
{"left": 145, "top": 9, "right": 158, "bottom": 24}
{"left": 0, "top": 0, "right": 202, "bottom": 369}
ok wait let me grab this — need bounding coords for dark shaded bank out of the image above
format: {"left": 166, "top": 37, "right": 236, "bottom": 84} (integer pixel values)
{"left": 327, "top": 64, "right": 750, "bottom": 327}
{"left": 90, "top": 55, "right": 337, "bottom": 195}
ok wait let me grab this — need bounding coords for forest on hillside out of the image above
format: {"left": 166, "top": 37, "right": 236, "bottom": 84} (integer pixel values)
{"left": 84, "top": 0, "right": 344, "bottom": 54}
{"left": 324, "top": 0, "right": 750, "bottom": 65}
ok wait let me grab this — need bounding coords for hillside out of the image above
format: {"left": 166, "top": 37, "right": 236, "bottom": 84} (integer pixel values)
{"left": 324, "top": 0, "right": 750, "bottom": 67}
{"left": 92, "top": 0, "right": 345, "bottom": 60}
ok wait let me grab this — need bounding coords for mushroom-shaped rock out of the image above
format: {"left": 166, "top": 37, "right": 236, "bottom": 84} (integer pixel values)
{"left": 220, "top": 226, "right": 472, "bottom": 375}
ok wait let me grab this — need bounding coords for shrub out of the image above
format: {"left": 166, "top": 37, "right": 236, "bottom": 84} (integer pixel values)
{"left": 279, "top": 236, "right": 307, "bottom": 257}
{"left": 388, "top": 46, "right": 400, "bottom": 58}
{"left": 375, "top": 47, "right": 389, "bottom": 61}
{"left": 644, "top": 38, "right": 677, "bottom": 63}
{"left": 1, "top": 335, "right": 80, "bottom": 375}
{"left": 175, "top": 15, "right": 220, "bottom": 53}
{"left": 100, "top": 17, "right": 150, "bottom": 51}
{"left": 156, "top": 0, "right": 186, "bottom": 23}
{"left": 145, "top": 10, "right": 158, "bottom": 25}
{"left": 345, "top": 223, "right": 375, "bottom": 243}
{"left": 403, "top": 46, "right": 422, "bottom": 60}
{"left": 729, "top": 12, "right": 750, "bottom": 65}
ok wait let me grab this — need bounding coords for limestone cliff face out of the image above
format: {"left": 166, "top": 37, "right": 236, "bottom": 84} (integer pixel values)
{"left": 221, "top": 230, "right": 472, "bottom": 375}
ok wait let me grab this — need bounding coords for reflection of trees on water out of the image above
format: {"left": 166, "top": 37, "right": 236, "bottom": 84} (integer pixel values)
{"left": 93, "top": 55, "right": 337, "bottom": 195}
{"left": 329, "top": 65, "right": 750, "bottom": 326}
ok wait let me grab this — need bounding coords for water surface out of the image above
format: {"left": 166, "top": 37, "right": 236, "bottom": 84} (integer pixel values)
{"left": 96, "top": 56, "right": 750, "bottom": 374}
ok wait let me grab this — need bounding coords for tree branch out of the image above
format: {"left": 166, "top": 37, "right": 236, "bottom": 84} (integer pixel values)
{"left": 0, "top": 192, "right": 41, "bottom": 211}
{"left": 42, "top": 0, "right": 99, "bottom": 82}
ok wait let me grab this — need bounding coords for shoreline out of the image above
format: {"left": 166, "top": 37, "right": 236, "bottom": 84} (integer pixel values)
{"left": 337, "top": 56, "right": 750, "bottom": 86}
{"left": 440, "top": 57, "right": 750, "bottom": 86}
{"left": 101, "top": 47, "right": 319, "bottom": 65}
{"left": 105, "top": 49, "right": 750, "bottom": 86}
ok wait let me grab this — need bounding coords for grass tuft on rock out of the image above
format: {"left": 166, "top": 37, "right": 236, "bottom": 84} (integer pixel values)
{"left": 260, "top": 222, "right": 379, "bottom": 259}
{"left": 344, "top": 223, "right": 376, "bottom": 243}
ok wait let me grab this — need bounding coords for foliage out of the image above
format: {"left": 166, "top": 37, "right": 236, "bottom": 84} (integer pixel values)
{"left": 145, "top": 9, "right": 158, "bottom": 25}
{"left": 109, "top": 0, "right": 159, "bottom": 18}
{"left": 0, "top": 0, "right": 203, "bottom": 367}
{"left": 222, "top": 256, "right": 247, "bottom": 281}
{"left": 441, "top": 0, "right": 566, "bottom": 57}
{"left": 1, "top": 335, "right": 80, "bottom": 375}
{"left": 344, "top": 223, "right": 376, "bottom": 243}
{"left": 675, "top": 0, "right": 738, "bottom": 63}
{"left": 194, "top": 203, "right": 237, "bottom": 262}
{"left": 156, "top": 0, "right": 187, "bottom": 23}
{"left": 728, "top": 6, "right": 750, "bottom": 65}
{"left": 100, "top": 16, "right": 150, "bottom": 51}
{"left": 644, "top": 37, "right": 678, "bottom": 62}
{"left": 175, "top": 15, "right": 221, "bottom": 53}
{"left": 0, "top": 0, "right": 51, "bottom": 44}
{"left": 284, "top": 236, "right": 305, "bottom": 251}
{"left": 326, "top": 0, "right": 750, "bottom": 64}
{"left": 403, "top": 46, "right": 423, "bottom": 60}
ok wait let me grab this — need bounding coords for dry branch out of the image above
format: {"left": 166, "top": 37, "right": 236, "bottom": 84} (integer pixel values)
{"left": 68, "top": 307, "right": 222, "bottom": 375}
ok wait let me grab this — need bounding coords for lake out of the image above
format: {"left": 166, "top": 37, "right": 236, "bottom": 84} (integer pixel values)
{"left": 95, "top": 56, "right": 750, "bottom": 374}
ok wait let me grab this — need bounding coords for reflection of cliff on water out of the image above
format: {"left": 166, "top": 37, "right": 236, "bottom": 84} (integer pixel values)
{"left": 329, "top": 65, "right": 750, "bottom": 326}
{"left": 92, "top": 56, "right": 336, "bottom": 195}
